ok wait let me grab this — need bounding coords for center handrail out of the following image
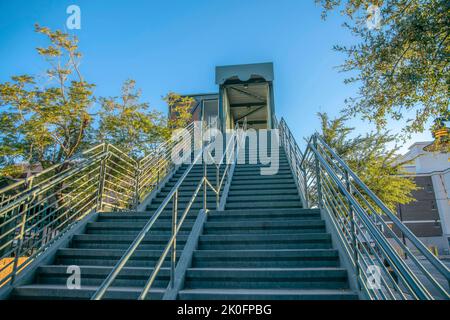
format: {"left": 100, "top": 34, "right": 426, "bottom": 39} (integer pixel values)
{"left": 91, "top": 145, "right": 207, "bottom": 300}
{"left": 137, "top": 120, "right": 247, "bottom": 300}
{"left": 91, "top": 120, "right": 245, "bottom": 300}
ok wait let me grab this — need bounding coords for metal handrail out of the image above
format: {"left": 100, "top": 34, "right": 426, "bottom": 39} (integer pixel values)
{"left": 279, "top": 117, "right": 450, "bottom": 300}
{"left": 0, "top": 143, "right": 137, "bottom": 286}
{"left": 137, "top": 120, "right": 246, "bottom": 300}
{"left": 0, "top": 122, "right": 197, "bottom": 287}
{"left": 92, "top": 120, "right": 245, "bottom": 300}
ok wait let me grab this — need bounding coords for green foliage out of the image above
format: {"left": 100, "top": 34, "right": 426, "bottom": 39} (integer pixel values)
{"left": 316, "top": 0, "right": 449, "bottom": 137}
{"left": 164, "top": 92, "right": 194, "bottom": 132}
{"left": 0, "top": 25, "right": 193, "bottom": 180}
{"left": 98, "top": 79, "right": 167, "bottom": 158}
{"left": 318, "top": 112, "right": 418, "bottom": 211}
{"left": 0, "top": 25, "right": 95, "bottom": 176}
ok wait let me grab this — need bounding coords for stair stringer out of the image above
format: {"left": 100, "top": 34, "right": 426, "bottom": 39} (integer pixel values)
{"left": 319, "top": 207, "right": 367, "bottom": 300}
{"left": 0, "top": 212, "right": 98, "bottom": 300}
{"left": 137, "top": 163, "right": 181, "bottom": 211}
{"left": 163, "top": 209, "right": 208, "bottom": 300}
{"left": 279, "top": 141, "right": 364, "bottom": 299}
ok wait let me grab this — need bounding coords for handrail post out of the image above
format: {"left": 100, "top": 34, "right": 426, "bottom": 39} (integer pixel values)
{"left": 201, "top": 121, "right": 207, "bottom": 212}
{"left": 216, "top": 162, "right": 219, "bottom": 210}
{"left": 157, "top": 168, "right": 160, "bottom": 188}
{"left": 203, "top": 159, "right": 207, "bottom": 212}
{"left": 313, "top": 135, "right": 323, "bottom": 208}
{"left": 96, "top": 144, "right": 108, "bottom": 212}
{"left": 171, "top": 190, "right": 178, "bottom": 289}
{"left": 133, "top": 163, "right": 141, "bottom": 210}
{"left": 345, "top": 170, "right": 360, "bottom": 289}
{"left": 10, "top": 177, "right": 34, "bottom": 283}
{"left": 302, "top": 165, "right": 309, "bottom": 208}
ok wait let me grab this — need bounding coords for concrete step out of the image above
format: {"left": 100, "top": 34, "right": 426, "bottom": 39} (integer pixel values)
{"left": 184, "top": 268, "right": 350, "bottom": 290}
{"left": 198, "top": 233, "right": 332, "bottom": 250}
{"left": 71, "top": 234, "right": 188, "bottom": 249}
{"left": 86, "top": 221, "right": 195, "bottom": 232}
{"left": 167, "top": 176, "right": 220, "bottom": 183}
{"left": 233, "top": 164, "right": 291, "bottom": 170}
{"left": 85, "top": 223, "right": 192, "bottom": 235}
{"left": 155, "top": 191, "right": 217, "bottom": 199}
{"left": 96, "top": 212, "right": 197, "bottom": 223}
{"left": 207, "top": 209, "right": 321, "bottom": 221}
{"left": 225, "top": 201, "right": 302, "bottom": 210}
{"left": 163, "top": 180, "right": 218, "bottom": 188}
{"left": 12, "top": 284, "right": 164, "bottom": 300}
{"left": 192, "top": 249, "right": 340, "bottom": 268}
{"left": 177, "top": 288, "right": 358, "bottom": 300}
{"left": 230, "top": 178, "right": 295, "bottom": 185}
{"left": 149, "top": 197, "right": 216, "bottom": 205}
{"left": 227, "top": 189, "right": 299, "bottom": 196}
{"left": 146, "top": 203, "right": 215, "bottom": 212}
{"left": 55, "top": 248, "right": 181, "bottom": 267}
{"left": 231, "top": 174, "right": 294, "bottom": 181}
{"left": 230, "top": 183, "right": 297, "bottom": 191}
{"left": 233, "top": 167, "right": 291, "bottom": 173}
{"left": 36, "top": 265, "right": 170, "bottom": 288}
{"left": 226, "top": 194, "right": 300, "bottom": 202}
{"left": 203, "top": 220, "right": 325, "bottom": 234}
{"left": 173, "top": 171, "right": 223, "bottom": 177}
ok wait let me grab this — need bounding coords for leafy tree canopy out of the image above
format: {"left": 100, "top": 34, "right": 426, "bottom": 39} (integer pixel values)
{"left": 0, "top": 25, "right": 193, "bottom": 180}
{"left": 98, "top": 79, "right": 168, "bottom": 158}
{"left": 164, "top": 92, "right": 194, "bottom": 132}
{"left": 0, "top": 25, "right": 95, "bottom": 174}
{"left": 316, "top": 0, "right": 449, "bottom": 137}
{"left": 318, "top": 112, "right": 417, "bottom": 211}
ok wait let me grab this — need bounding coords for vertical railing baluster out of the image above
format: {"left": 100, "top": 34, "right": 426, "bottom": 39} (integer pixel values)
{"left": 203, "top": 160, "right": 207, "bottom": 212}
{"left": 345, "top": 170, "right": 360, "bottom": 288}
{"left": 133, "top": 163, "right": 140, "bottom": 210}
{"left": 96, "top": 144, "right": 108, "bottom": 212}
{"left": 313, "top": 135, "right": 323, "bottom": 208}
{"left": 11, "top": 176, "right": 34, "bottom": 283}
{"left": 216, "top": 162, "right": 219, "bottom": 210}
{"left": 156, "top": 168, "right": 160, "bottom": 189}
{"left": 170, "top": 190, "right": 177, "bottom": 289}
{"left": 302, "top": 165, "right": 309, "bottom": 208}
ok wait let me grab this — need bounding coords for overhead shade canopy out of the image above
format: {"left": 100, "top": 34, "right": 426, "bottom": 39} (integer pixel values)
{"left": 215, "top": 62, "right": 274, "bottom": 85}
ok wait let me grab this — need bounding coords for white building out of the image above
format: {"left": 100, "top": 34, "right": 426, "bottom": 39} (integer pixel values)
{"left": 397, "top": 142, "right": 450, "bottom": 255}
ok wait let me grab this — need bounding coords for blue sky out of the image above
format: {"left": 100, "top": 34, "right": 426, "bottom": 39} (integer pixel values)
{"left": 0, "top": 0, "right": 431, "bottom": 153}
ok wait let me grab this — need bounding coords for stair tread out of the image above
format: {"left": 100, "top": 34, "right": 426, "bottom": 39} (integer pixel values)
{"left": 187, "top": 267, "right": 347, "bottom": 272}
{"left": 179, "top": 288, "right": 355, "bottom": 295}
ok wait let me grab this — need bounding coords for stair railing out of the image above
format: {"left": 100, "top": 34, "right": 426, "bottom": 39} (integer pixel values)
{"left": 91, "top": 120, "right": 246, "bottom": 300}
{"left": 136, "top": 122, "right": 197, "bottom": 206}
{"left": 0, "top": 122, "right": 198, "bottom": 288}
{"left": 0, "top": 143, "right": 137, "bottom": 287}
{"left": 279, "top": 118, "right": 450, "bottom": 300}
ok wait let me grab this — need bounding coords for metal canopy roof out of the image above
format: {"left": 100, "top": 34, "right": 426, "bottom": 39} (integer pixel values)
{"left": 215, "top": 62, "right": 274, "bottom": 85}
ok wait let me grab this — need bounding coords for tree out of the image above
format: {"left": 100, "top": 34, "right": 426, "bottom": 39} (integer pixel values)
{"left": 317, "top": 112, "right": 417, "bottom": 211}
{"left": 163, "top": 92, "right": 194, "bottom": 133}
{"left": 97, "top": 79, "right": 167, "bottom": 158}
{"left": 316, "top": 0, "right": 449, "bottom": 138}
{"left": 0, "top": 25, "right": 94, "bottom": 176}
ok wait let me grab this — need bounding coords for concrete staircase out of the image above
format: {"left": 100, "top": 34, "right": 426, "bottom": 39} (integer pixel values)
{"left": 10, "top": 164, "right": 221, "bottom": 300}
{"left": 177, "top": 148, "right": 358, "bottom": 300}
{"left": 9, "top": 144, "right": 357, "bottom": 300}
